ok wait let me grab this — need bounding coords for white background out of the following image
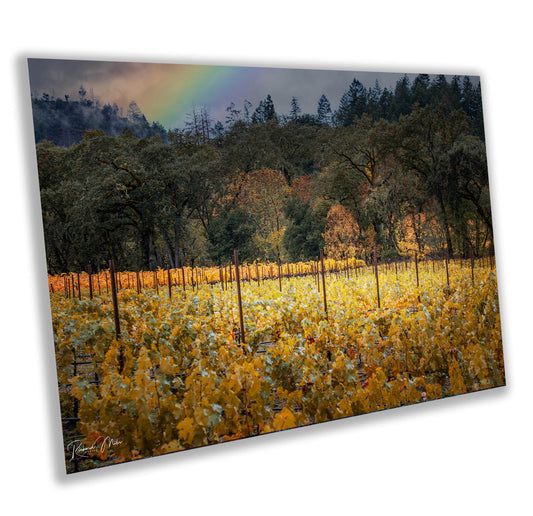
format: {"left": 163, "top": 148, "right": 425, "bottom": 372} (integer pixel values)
{"left": 2, "top": 2, "right": 531, "bottom": 514}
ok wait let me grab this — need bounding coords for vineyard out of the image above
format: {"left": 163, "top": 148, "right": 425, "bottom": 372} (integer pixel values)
{"left": 51, "top": 254, "right": 504, "bottom": 472}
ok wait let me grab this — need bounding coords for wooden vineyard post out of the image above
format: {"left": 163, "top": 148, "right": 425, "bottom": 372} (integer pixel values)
{"left": 153, "top": 270, "right": 159, "bottom": 294}
{"left": 373, "top": 247, "right": 381, "bottom": 309}
{"left": 255, "top": 262, "right": 260, "bottom": 285}
{"left": 167, "top": 267, "right": 172, "bottom": 300}
{"left": 414, "top": 252, "right": 419, "bottom": 285}
{"left": 278, "top": 258, "right": 282, "bottom": 292}
{"left": 234, "top": 250, "right": 245, "bottom": 344}
{"left": 445, "top": 251, "right": 450, "bottom": 289}
{"left": 63, "top": 276, "right": 68, "bottom": 298}
{"left": 470, "top": 247, "right": 475, "bottom": 285}
{"left": 108, "top": 260, "right": 121, "bottom": 340}
{"left": 108, "top": 259, "right": 123, "bottom": 374}
{"left": 320, "top": 249, "right": 328, "bottom": 319}
{"left": 414, "top": 251, "right": 420, "bottom": 304}
{"left": 76, "top": 272, "right": 81, "bottom": 300}
{"left": 219, "top": 266, "right": 224, "bottom": 290}
{"left": 316, "top": 257, "right": 320, "bottom": 292}
{"left": 180, "top": 266, "right": 185, "bottom": 292}
{"left": 88, "top": 264, "right": 93, "bottom": 300}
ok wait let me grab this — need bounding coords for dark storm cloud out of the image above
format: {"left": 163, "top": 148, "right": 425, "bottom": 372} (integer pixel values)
{"left": 28, "top": 59, "right": 144, "bottom": 98}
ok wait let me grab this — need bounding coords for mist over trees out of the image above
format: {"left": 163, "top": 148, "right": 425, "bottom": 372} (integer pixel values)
{"left": 31, "top": 86, "right": 167, "bottom": 146}
{"left": 33, "top": 74, "right": 491, "bottom": 274}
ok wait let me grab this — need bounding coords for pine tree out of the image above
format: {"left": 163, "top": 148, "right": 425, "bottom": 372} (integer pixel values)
{"left": 252, "top": 94, "right": 277, "bottom": 123}
{"left": 289, "top": 96, "right": 301, "bottom": 120}
{"left": 367, "top": 79, "right": 382, "bottom": 120}
{"left": 127, "top": 100, "right": 143, "bottom": 122}
{"left": 335, "top": 79, "right": 367, "bottom": 126}
{"left": 78, "top": 84, "right": 87, "bottom": 104}
{"left": 392, "top": 75, "right": 412, "bottom": 118}
{"left": 450, "top": 76, "right": 463, "bottom": 110}
{"left": 263, "top": 94, "right": 276, "bottom": 121}
{"left": 379, "top": 88, "right": 394, "bottom": 120}
{"left": 317, "top": 94, "right": 332, "bottom": 125}
{"left": 411, "top": 74, "right": 431, "bottom": 107}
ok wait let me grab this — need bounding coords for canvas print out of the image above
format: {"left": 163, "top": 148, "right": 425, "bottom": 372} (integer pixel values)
{"left": 28, "top": 59, "right": 505, "bottom": 473}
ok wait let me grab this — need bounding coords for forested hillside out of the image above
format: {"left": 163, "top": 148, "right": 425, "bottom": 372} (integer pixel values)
{"left": 34, "top": 74, "right": 490, "bottom": 274}
{"left": 31, "top": 85, "right": 167, "bottom": 146}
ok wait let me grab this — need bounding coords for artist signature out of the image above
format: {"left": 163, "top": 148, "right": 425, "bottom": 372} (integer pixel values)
{"left": 66, "top": 435, "right": 123, "bottom": 461}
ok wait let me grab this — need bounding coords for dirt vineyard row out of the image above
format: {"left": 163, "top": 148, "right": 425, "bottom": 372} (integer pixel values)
{"left": 51, "top": 259, "right": 504, "bottom": 472}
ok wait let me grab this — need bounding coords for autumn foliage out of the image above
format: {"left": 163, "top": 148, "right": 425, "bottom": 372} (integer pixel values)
{"left": 54, "top": 257, "right": 504, "bottom": 472}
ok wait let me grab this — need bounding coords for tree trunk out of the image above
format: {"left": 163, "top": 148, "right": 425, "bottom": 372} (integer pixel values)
{"left": 436, "top": 190, "right": 454, "bottom": 257}
{"left": 148, "top": 232, "right": 154, "bottom": 270}
{"left": 163, "top": 236, "right": 175, "bottom": 269}
{"left": 140, "top": 229, "right": 152, "bottom": 270}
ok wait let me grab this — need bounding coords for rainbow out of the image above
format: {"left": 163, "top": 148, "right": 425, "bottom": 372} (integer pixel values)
{"left": 135, "top": 64, "right": 264, "bottom": 129}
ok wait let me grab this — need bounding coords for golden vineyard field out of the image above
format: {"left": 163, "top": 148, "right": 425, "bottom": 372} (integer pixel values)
{"left": 51, "top": 257, "right": 504, "bottom": 472}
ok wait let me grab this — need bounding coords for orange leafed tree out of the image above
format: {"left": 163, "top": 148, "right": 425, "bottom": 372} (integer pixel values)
{"left": 292, "top": 174, "right": 313, "bottom": 203}
{"left": 323, "top": 204, "right": 367, "bottom": 260}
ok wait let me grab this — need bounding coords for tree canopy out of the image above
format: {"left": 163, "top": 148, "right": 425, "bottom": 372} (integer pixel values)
{"left": 33, "top": 74, "right": 492, "bottom": 273}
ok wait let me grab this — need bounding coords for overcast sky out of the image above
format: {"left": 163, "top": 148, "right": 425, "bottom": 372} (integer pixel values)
{"left": 27, "top": 59, "right": 477, "bottom": 129}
